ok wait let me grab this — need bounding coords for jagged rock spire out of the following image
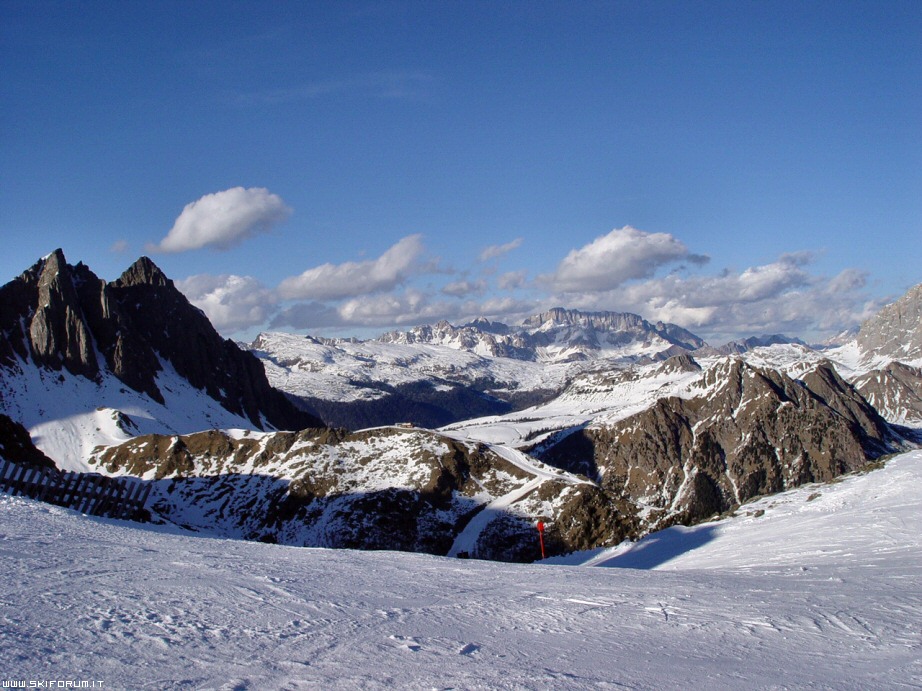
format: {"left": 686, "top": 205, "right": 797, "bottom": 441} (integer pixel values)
{"left": 116, "top": 256, "right": 172, "bottom": 288}
{"left": 25, "top": 249, "right": 100, "bottom": 378}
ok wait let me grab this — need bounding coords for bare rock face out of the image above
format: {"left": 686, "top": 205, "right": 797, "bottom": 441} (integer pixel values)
{"left": 0, "top": 250, "right": 321, "bottom": 431}
{"left": 0, "top": 250, "right": 99, "bottom": 379}
{"left": 0, "top": 413, "right": 57, "bottom": 470}
{"left": 856, "top": 283, "right": 922, "bottom": 363}
{"left": 87, "top": 427, "right": 626, "bottom": 561}
{"left": 853, "top": 361, "right": 922, "bottom": 425}
{"left": 539, "top": 358, "right": 899, "bottom": 531}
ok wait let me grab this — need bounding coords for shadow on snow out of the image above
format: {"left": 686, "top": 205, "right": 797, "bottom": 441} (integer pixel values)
{"left": 594, "top": 523, "right": 719, "bottom": 569}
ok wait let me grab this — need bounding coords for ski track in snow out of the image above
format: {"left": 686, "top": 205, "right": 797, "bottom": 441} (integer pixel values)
{"left": 442, "top": 438, "right": 591, "bottom": 558}
{"left": 2, "top": 452, "right": 921, "bottom": 689}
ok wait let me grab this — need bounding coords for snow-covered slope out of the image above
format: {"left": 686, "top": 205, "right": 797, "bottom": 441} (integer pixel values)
{"left": 0, "top": 356, "right": 259, "bottom": 471}
{"left": 2, "top": 450, "right": 919, "bottom": 689}
{"left": 251, "top": 331, "right": 565, "bottom": 404}
{"left": 84, "top": 425, "right": 611, "bottom": 561}
{"left": 557, "top": 449, "right": 922, "bottom": 572}
{"left": 248, "top": 308, "right": 709, "bottom": 429}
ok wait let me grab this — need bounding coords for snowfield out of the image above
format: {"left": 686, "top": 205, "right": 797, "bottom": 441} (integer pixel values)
{"left": 2, "top": 451, "right": 921, "bottom": 689}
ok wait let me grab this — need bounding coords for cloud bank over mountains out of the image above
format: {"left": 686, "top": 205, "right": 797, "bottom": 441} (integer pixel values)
{"left": 165, "top": 188, "right": 881, "bottom": 343}
{"left": 276, "top": 234, "right": 426, "bottom": 301}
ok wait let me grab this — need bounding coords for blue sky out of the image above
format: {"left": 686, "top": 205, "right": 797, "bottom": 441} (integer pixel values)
{"left": 2, "top": 1, "right": 920, "bottom": 343}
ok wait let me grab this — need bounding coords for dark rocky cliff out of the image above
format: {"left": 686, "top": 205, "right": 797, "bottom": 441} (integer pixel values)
{"left": 0, "top": 250, "right": 320, "bottom": 431}
{"left": 536, "top": 358, "right": 900, "bottom": 530}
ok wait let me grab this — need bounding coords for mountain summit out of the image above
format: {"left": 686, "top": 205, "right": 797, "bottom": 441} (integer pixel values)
{"left": 379, "top": 307, "right": 706, "bottom": 363}
{"left": 0, "top": 250, "right": 320, "bottom": 432}
{"left": 855, "top": 283, "right": 922, "bottom": 364}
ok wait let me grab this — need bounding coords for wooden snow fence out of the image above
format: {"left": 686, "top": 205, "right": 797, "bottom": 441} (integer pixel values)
{"left": 0, "top": 459, "right": 152, "bottom": 521}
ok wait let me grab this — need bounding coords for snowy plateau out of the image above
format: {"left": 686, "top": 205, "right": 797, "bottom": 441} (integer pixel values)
{"left": 2, "top": 251, "right": 922, "bottom": 688}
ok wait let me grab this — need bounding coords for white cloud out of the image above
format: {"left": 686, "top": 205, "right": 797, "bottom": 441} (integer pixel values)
{"left": 151, "top": 187, "right": 291, "bottom": 253}
{"left": 479, "top": 238, "right": 523, "bottom": 262}
{"left": 167, "top": 217, "right": 878, "bottom": 346}
{"left": 552, "top": 254, "right": 874, "bottom": 343}
{"left": 547, "top": 226, "right": 707, "bottom": 293}
{"left": 337, "top": 289, "right": 458, "bottom": 327}
{"left": 176, "top": 273, "right": 277, "bottom": 332}
{"left": 277, "top": 235, "right": 426, "bottom": 301}
{"left": 498, "top": 270, "right": 528, "bottom": 291}
{"left": 441, "top": 279, "right": 486, "bottom": 298}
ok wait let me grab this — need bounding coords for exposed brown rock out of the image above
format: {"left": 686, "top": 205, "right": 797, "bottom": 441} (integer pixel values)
{"left": 539, "top": 358, "right": 899, "bottom": 532}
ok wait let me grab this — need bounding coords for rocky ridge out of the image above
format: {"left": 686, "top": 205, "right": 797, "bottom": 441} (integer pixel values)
{"left": 87, "top": 426, "right": 621, "bottom": 561}
{"left": 0, "top": 249, "right": 319, "bottom": 432}
{"left": 379, "top": 307, "right": 707, "bottom": 363}
{"left": 535, "top": 357, "right": 901, "bottom": 531}
{"left": 855, "top": 283, "right": 922, "bottom": 364}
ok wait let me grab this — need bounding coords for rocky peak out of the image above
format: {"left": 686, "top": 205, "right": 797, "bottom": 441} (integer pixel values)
{"left": 116, "top": 256, "right": 172, "bottom": 288}
{"left": 852, "top": 361, "right": 922, "bottom": 426}
{"left": 0, "top": 249, "right": 100, "bottom": 379}
{"left": 0, "top": 250, "right": 321, "bottom": 432}
{"left": 539, "top": 356, "right": 900, "bottom": 532}
{"left": 521, "top": 308, "right": 705, "bottom": 351}
{"left": 655, "top": 353, "right": 702, "bottom": 375}
{"left": 717, "top": 334, "right": 806, "bottom": 355}
{"left": 855, "top": 283, "right": 922, "bottom": 363}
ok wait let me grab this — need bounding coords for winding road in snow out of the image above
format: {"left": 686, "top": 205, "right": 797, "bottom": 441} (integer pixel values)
{"left": 441, "top": 434, "right": 593, "bottom": 558}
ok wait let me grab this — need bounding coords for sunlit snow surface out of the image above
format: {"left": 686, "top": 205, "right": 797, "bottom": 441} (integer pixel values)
{"left": 2, "top": 452, "right": 920, "bottom": 689}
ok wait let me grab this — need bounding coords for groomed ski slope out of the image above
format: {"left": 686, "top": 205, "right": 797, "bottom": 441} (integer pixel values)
{"left": 2, "top": 452, "right": 921, "bottom": 689}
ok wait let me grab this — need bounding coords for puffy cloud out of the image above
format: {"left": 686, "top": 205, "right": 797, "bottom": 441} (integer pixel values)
{"left": 498, "top": 270, "right": 528, "bottom": 291}
{"left": 552, "top": 254, "right": 874, "bottom": 343}
{"left": 337, "top": 289, "right": 459, "bottom": 327}
{"left": 547, "top": 226, "right": 708, "bottom": 293}
{"left": 176, "top": 273, "right": 277, "bottom": 332}
{"left": 479, "top": 238, "right": 523, "bottom": 262}
{"left": 441, "top": 279, "right": 487, "bottom": 298}
{"left": 151, "top": 187, "right": 291, "bottom": 253}
{"left": 277, "top": 235, "right": 426, "bottom": 301}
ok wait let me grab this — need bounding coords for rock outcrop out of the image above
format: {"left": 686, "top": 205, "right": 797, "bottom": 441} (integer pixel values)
{"left": 537, "top": 358, "right": 900, "bottom": 530}
{"left": 88, "top": 427, "right": 625, "bottom": 561}
{"left": 853, "top": 361, "right": 922, "bottom": 426}
{"left": 0, "top": 414, "right": 57, "bottom": 470}
{"left": 0, "top": 250, "right": 320, "bottom": 431}
{"left": 855, "top": 283, "right": 922, "bottom": 363}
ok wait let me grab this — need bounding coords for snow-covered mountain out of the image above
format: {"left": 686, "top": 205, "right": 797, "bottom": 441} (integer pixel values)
{"left": 381, "top": 307, "right": 706, "bottom": 362}
{"left": 250, "top": 308, "right": 708, "bottom": 429}
{"left": 2, "top": 250, "right": 920, "bottom": 566}
{"left": 0, "top": 250, "right": 321, "bottom": 469}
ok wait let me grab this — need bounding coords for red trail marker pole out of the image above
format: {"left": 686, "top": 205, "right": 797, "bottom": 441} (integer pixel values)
{"left": 537, "top": 520, "right": 546, "bottom": 560}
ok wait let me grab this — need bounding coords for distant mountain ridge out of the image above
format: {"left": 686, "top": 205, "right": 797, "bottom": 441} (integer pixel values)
{"left": 379, "top": 307, "right": 707, "bottom": 363}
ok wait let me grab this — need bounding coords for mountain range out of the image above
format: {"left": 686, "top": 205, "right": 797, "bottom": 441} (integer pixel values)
{"left": 1, "top": 249, "right": 921, "bottom": 561}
